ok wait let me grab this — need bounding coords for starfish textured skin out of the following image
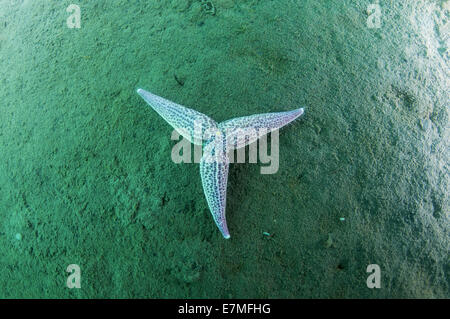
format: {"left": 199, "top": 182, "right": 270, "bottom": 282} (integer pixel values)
{"left": 137, "top": 88, "right": 304, "bottom": 239}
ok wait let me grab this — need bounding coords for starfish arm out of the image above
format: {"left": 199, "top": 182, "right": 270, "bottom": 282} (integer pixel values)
{"left": 219, "top": 108, "right": 304, "bottom": 149}
{"left": 137, "top": 88, "right": 218, "bottom": 145}
{"left": 200, "top": 141, "right": 231, "bottom": 239}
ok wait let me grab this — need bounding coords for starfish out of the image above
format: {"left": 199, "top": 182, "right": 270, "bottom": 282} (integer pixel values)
{"left": 137, "top": 88, "right": 304, "bottom": 239}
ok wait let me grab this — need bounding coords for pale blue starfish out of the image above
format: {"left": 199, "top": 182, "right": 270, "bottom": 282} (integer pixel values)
{"left": 137, "top": 88, "right": 304, "bottom": 239}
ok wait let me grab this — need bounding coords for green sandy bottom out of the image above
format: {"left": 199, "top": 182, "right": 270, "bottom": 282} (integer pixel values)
{"left": 0, "top": 0, "right": 448, "bottom": 298}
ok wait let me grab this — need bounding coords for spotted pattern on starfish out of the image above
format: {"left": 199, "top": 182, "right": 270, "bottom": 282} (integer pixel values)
{"left": 137, "top": 88, "right": 304, "bottom": 238}
{"left": 137, "top": 89, "right": 217, "bottom": 145}
{"left": 200, "top": 139, "right": 230, "bottom": 238}
{"left": 219, "top": 109, "right": 304, "bottom": 149}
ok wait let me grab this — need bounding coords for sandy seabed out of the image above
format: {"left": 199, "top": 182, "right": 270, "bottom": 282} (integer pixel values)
{"left": 0, "top": 0, "right": 448, "bottom": 298}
